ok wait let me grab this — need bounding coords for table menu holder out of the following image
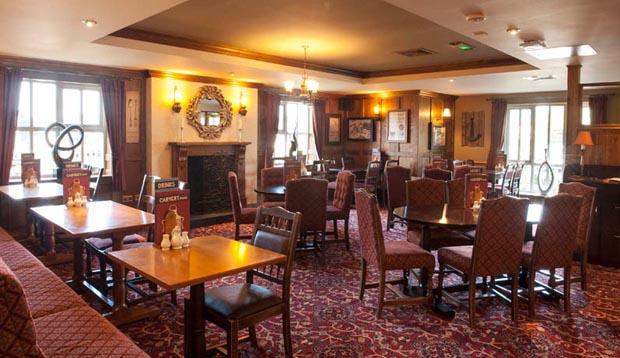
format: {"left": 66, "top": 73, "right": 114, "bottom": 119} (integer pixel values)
{"left": 465, "top": 173, "right": 488, "bottom": 208}
{"left": 62, "top": 167, "right": 91, "bottom": 206}
{"left": 154, "top": 178, "right": 190, "bottom": 248}
{"left": 21, "top": 155, "right": 40, "bottom": 188}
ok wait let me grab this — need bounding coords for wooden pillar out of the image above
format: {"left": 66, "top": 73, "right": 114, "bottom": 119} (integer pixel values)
{"left": 566, "top": 64, "right": 582, "bottom": 165}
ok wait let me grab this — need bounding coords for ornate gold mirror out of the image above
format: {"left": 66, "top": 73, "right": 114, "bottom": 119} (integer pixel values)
{"left": 187, "top": 85, "right": 233, "bottom": 139}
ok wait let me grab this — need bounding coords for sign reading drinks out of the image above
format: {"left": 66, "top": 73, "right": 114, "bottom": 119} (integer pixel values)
{"left": 153, "top": 179, "right": 190, "bottom": 247}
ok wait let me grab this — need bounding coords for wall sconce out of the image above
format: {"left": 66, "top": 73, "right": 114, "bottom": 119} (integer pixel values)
{"left": 238, "top": 89, "right": 248, "bottom": 116}
{"left": 373, "top": 99, "right": 382, "bottom": 118}
{"left": 442, "top": 107, "right": 452, "bottom": 117}
{"left": 171, "top": 86, "right": 182, "bottom": 113}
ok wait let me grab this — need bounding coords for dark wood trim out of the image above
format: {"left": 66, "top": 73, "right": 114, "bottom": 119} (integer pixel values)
{"left": 147, "top": 70, "right": 263, "bottom": 88}
{"left": 0, "top": 54, "right": 146, "bottom": 79}
{"left": 363, "top": 58, "right": 530, "bottom": 78}
{"left": 112, "top": 28, "right": 363, "bottom": 78}
{"left": 582, "top": 81, "right": 620, "bottom": 87}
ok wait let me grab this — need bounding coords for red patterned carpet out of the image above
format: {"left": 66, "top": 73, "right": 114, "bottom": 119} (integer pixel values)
{"left": 41, "top": 209, "right": 620, "bottom": 357}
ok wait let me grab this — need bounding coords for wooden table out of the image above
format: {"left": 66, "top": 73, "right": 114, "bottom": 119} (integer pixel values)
{"left": 30, "top": 200, "right": 156, "bottom": 326}
{"left": 107, "top": 235, "right": 286, "bottom": 358}
{"left": 254, "top": 184, "right": 286, "bottom": 197}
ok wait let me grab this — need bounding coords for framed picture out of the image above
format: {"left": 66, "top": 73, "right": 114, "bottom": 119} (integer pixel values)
{"left": 347, "top": 118, "right": 375, "bottom": 141}
{"left": 433, "top": 126, "right": 446, "bottom": 146}
{"left": 387, "top": 110, "right": 409, "bottom": 142}
{"left": 125, "top": 90, "right": 140, "bottom": 143}
{"left": 326, "top": 113, "right": 341, "bottom": 144}
{"left": 461, "top": 111, "right": 484, "bottom": 147}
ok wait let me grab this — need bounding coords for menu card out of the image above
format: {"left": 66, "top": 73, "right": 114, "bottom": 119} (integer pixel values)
{"left": 21, "top": 153, "right": 40, "bottom": 186}
{"left": 465, "top": 173, "right": 488, "bottom": 208}
{"left": 62, "top": 168, "right": 91, "bottom": 201}
{"left": 153, "top": 178, "right": 190, "bottom": 247}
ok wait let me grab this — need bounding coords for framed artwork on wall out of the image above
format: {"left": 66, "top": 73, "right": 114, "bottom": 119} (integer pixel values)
{"left": 433, "top": 126, "right": 446, "bottom": 146}
{"left": 347, "top": 118, "right": 375, "bottom": 141}
{"left": 461, "top": 111, "right": 484, "bottom": 147}
{"left": 125, "top": 90, "right": 140, "bottom": 143}
{"left": 387, "top": 110, "right": 409, "bottom": 142}
{"left": 326, "top": 113, "right": 341, "bottom": 144}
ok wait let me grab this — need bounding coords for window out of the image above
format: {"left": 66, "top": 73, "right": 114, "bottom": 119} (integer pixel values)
{"left": 581, "top": 101, "right": 591, "bottom": 125}
{"left": 273, "top": 101, "right": 317, "bottom": 164}
{"left": 504, "top": 104, "right": 565, "bottom": 195}
{"left": 10, "top": 79, "right": 109, "bottom": 181}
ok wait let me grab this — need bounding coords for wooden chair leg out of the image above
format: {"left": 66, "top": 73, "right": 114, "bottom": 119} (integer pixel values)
{"left": 333, "top": 220, "right": 339, "bottom": 240}
{"left": 548, "top": 268, "right": 556, "bottom": 288}
{"left": 85, "top": 248, "right": 93, "bottom": 278}
{"left": 580, "top": 255, "right": 588, "bottom": 291}
{"left": 468, "top": 277, "right": 476, "bottom": 328}
{"left": 227, "top": 321, "right": 239, "bottom": 358}
{"left": 344, "top": 218, "right": 350, "bottom": 250}
{"left": 511, "top": 272, "right": 519, "bottom": 324}
{"left": 283, "top": 307, "right": 293, "bottom": 358}
{"left": 425, "top": 268, "right": 434, "bottom": 306}
{"left": 377, "top": 269, "right": 386, "bottom": 318}
{"left": 359, "top": 259, "right": 367, "bottom": 300}
{"left": 98, "top": 255, "right": 108, "bottom": 295}
{"left": 386, "top": 210, "right": 393, "bottom": 231}
{"left": 234, "top": 223, "right": 240, "bottom": 241}
{"left": 248, "top": 325, "right": 258, "bottom": 347}
{"left": 437, "top": 264, "right": 445, "bottom": 300}
{"left": 564, "top": 266, "right": 572, "bottom": 315}
{"left": 528, "top": 269, "right": 536, "bottom": 318}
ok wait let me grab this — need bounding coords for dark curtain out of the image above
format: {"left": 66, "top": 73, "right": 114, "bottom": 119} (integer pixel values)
{"left": 0, "top": 67, "right": 22, "bottom": 185}
{"left": 312, "top": 99, "right": 326, "bottom": 160}
{"left": 588, "top": 95, "right": 607, "bottom": 125}
{"left": 101, "top": 78, "right": 126, "bottom": 192}
{"left": 258, "top": 90, "right": 281, "bottom": 168}
{"left": 486, "top": 99, "right": 508, "bottom": 170}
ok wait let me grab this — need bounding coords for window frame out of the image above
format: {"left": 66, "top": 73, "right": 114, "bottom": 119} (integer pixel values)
{"left": 11, "top": 78, "right": 109, "bottom": 181}
{"left": 273, "top": 100, "right": 316, "bottom": 165}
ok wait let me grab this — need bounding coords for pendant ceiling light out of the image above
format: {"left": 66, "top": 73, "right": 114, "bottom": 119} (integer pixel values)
{"left": 284, "top": 45, "right": 319, "bottom": 101}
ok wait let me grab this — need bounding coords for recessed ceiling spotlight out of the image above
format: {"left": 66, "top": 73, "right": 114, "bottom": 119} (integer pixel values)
{"left": 465, "top": 12, "right": 486, "bottom": 22}
{"left": 473, "top": 31, "right": 488, "bottom": 37}
{"left": 522, "top": 75, "right": 556, "bottom": 81}
{"left": 525, "top": 44, "right": 597, "bottom": 60}
{"left": 520, "top": 39, "right": 547, "bottom": 51}
{"left": 229, "top": 72, "right": 236, "bottom": 77}
{"left": 81, "top": 18, "right": 97, "bottom": 28}
{"left": 506, "top": 26, "right": 521, "bottom": 35}
{"left": 449, "top": 79, "right": 455, "bottom": 82}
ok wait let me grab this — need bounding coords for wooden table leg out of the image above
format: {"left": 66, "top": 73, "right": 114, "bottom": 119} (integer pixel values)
{"left": 185, "top": 283, "right": 206, "bottom": 358}
{"left": 72, "top": 237, "right": 85, "bottom": 285}
{"left": 106, "top": 232, "right": 159, "bottom": 326}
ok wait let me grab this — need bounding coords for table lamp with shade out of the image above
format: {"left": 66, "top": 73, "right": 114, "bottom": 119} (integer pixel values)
{"left": 573, "top": 130, "right": 593, "bottom": 176}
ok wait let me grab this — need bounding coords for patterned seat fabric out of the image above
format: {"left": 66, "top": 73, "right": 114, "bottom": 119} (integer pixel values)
{"left": 453, "top": 165, "right": 471, "bottom": 179}
{"left": 228, "top": 171, "right": 255, "bottom": 225}
{"left": 104, "top": 241, "right": 152, "bottom": 253}
{"left": 0, "top": 239, "right": 40, "bottom": 271}
{"left": 285, "top": 178, "right": 328, "bottom": 233}
{"left": 447, "top": 178, "right": 465, "bottom": 208}
{"left": 558, "top": 182, "right": 595, "bottom": 255}
{"left": 85, "top": 234, "right": 146, "bottom": 251}
{"left": 423, "top": 167, "right": 452, "bottom": 180}
{"left": 261, "top": 167, "right": 284, "bottom": 203}
{"left": 438, "top": 245, "right": 474, "bottom": 273}
{"left": 34, "top": 306, "right": 148, "bottom": 357}
{"left": 0, "top": 258, "right": 44, "bottom": 357}
{"left": 385, "top": 166, "right": 411, "bottom": 229}
{"left": 384, "top": 241, "right": 435, "bottom": 271}
{"left": 326, "top": 171, "right": 354, "bottom": 220}
{"left": 406, "top": 177, "right": 446, "bottom": 208}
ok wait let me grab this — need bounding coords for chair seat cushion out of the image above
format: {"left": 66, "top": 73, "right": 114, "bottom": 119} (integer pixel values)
{"left": 238, "top": 207, "right": 257, "bottom": 224}
{"left": 383, "top": 241, "right": 435, "bottom": 270}
{"left": 86, "top": 234, "right": 146, "bottom": 251}
{"left": 438, "top": 245, "right": 474, "bottom": 273}
{"left": 326, "top": 205, "right": 348, "bottom": 220}
{"left": 104, "top": 241, "right": 152, "bottom": 253}
{"left": 203, "top": 283, "right": 281, "bottom": 319}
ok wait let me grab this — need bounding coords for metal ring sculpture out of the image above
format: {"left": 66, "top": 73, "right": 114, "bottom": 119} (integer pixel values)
{"left": 45, "top": 122, "right": 84, "bottom": 168}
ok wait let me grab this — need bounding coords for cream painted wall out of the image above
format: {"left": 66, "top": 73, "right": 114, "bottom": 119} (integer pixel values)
{"left": 146, "top": 77, "right": 259, "bottom": 203}
{"left": 454, "top": 95, "right": 491, "bottom": 163}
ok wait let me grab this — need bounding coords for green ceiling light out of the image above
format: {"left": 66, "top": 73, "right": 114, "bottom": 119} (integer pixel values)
{"left": 450, "top": 41, "right": 475, "bottom": 52}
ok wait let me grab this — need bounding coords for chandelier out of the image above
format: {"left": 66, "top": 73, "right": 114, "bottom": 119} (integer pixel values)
{"left": 284, "top": 45, "right": 319, "bottom": 100}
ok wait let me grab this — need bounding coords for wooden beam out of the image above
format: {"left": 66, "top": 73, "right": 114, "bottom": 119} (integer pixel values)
{"left": 147, "top": 70, "right": 263, "bottom": 88}
{"left": 566, "top": 64, "right": 582, "bottom": 166}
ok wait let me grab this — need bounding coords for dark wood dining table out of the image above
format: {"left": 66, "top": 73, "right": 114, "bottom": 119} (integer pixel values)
{"left": 107, "top": 235, "right": 286, "bottom": 358}
{"left": 254, "top": 184, "right": 286, "bottom": 197}
{"left": 30, "top": 200, "right": 156, "bottom": 326}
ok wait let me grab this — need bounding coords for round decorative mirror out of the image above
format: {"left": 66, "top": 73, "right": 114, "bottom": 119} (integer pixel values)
{"left": 186, "top": 85, "right": 233, "bottom": 139}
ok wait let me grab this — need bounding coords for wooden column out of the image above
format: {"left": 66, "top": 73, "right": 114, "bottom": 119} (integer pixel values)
{"left": 566, "top": 64, "right": 582, "bottom": 165}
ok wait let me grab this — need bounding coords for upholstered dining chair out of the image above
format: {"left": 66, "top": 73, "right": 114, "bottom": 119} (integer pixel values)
{"left": 355, "top": 189, "right": 435, "bottom": 318}
{"left": 385, "top": 165, "right": 411, "bottom": 230}
{"left": 447, "top": 178, "right": 466, "bottom": 208}
{"left": 437, "top": 196, "right": 530, "bottom": 327}
{"left": 326, "top": 171, "right": 354, "bottom": 249}
{"left": 424, "top": 167, "right": 452, "bottom": 181}
{"left": 453, "top": 165, "right": 471, "bottom": 179}
{"left": 285, "top": 178, "right": 328, "bottom": 251}
{"left": 260, "top": 167, "right": 285, "bottom": 205}
{"left": 521, "top": 193, "right": 582, "bottom": 317}
{"left": 202, "top": 206, "right": 301, "bottom": 358}
{"left": 406, "top": 178, "right": 471, "bottom": 250}
{"left": 360, "top": 160, "right": 383, "bottom": 195}
{"left": 553, "top": 182, "right": 596, "bottom": 291}
{"left": 492, "top": 163, "right": 516, "bottom": 197}
{"left": 228, "top": 172, "right": 256, "bottom": 240}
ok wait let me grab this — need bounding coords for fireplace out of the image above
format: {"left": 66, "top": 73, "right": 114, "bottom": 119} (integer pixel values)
{"left": 169, "top": 142, "right": 250, "bottom": 227}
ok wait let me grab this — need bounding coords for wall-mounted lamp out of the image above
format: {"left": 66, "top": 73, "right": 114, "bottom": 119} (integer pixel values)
{"left": 171, "top": 86, "right": 182, "bottom": 113}
{"left": 238, "top": 89, "right": 248, "bottom": 116}
{"left": 442, "top": 107, "right": 452, "bottom": 117}
{"left": 373, "top": 99, "right": 382, "bottom": 118}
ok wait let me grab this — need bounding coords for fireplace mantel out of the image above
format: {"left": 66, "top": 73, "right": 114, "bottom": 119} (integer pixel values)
{"left": 169, "top": 141, "right": 250, "bottom": 226}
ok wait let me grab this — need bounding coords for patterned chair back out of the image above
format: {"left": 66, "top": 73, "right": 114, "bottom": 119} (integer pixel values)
{"left": 530, "top": 194, "right": 582, "bottom": 269}
{"left": 364, "top": 161, "right": 383, "bottom": 192}
{"left": 261, "top": 167, "right": 284, "bottom": 202}
{"left": 473, "top": 196, "right": 529, "bottom": 276}
{"left": 424, "top": 167, "right": 452, "bottom": 181}
{"left": 227, "top": 171, "right": 243, "bottom": 221}
{"left": 385, "top": 166, "right": 411, "bottom": 211}
{"left": 355, "top": 189, "right": 384, "bottom": 267}
{"left": 431, "top": 159, "right": 449, "bottom": 170}
{"left": 558, "top": 182, "right": 596, "bottom": 250}
{"left": 332, "top": 171, "right": 354, "bottom": 213}
{"left": 447, "top": 178, "right": 466, "bottom": 208}
{"left": 406, "top": 177, "right": 446, "bottom": 208}
{"left": 285, "top": 178, "right": 328, "bottom": 233}
{"left": 453, "top": 165, "right": 471, "bottom": 179}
